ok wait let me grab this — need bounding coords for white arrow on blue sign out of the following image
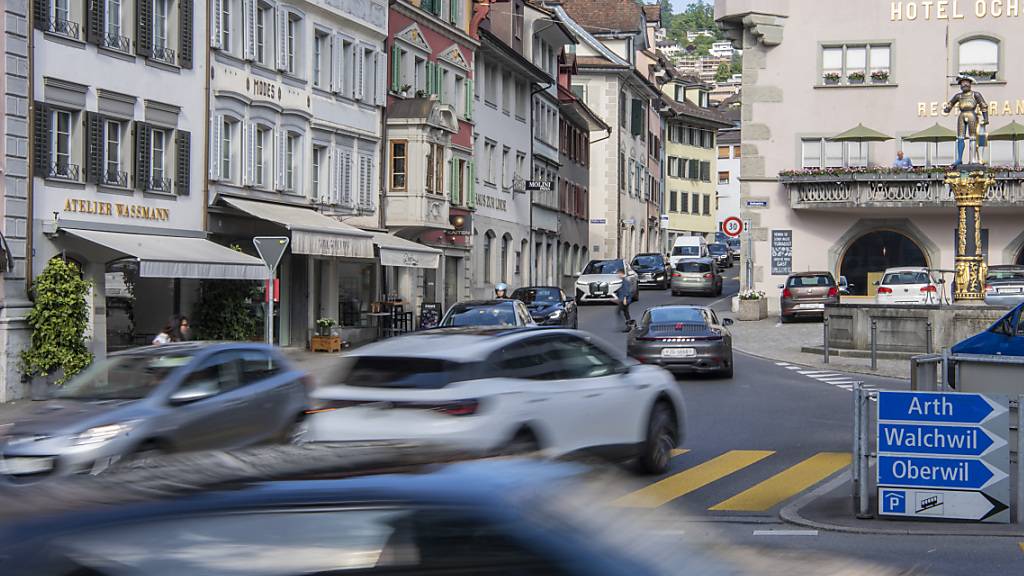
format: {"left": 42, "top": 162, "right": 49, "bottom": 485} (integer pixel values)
{"left": 877, "top": 391, "right": 1006, "bottom": 424}
{"left": 877, "top": 455, "right": 1008, "bottom": 490}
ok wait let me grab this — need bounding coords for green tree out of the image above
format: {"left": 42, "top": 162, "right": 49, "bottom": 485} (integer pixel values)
{"left": 666, "top": 1, "right": 721, "bottom": 45}
{"left": 658, "top": 0, "right": 673, "bottom": 27}
{"left": 715, "top": 62, "right": 731, "bottom": 82}
{"left": 731, "top": 52, "right": 742, "bottom": 75}
{"left": 191, "top": 246, "right": 264, "bottom": 341}
{"left": 21, "top": 258, "right": 93, "bottom": 386}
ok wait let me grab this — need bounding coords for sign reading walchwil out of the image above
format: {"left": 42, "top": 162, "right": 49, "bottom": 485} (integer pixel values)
{"left": 876, "top": 391, "right": 1010, "bottom": 523}
{"left": 770, "top": 230, "right": 792, "bottom": 275}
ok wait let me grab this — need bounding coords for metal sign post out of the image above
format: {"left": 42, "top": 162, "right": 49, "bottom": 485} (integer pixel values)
{"left": 253, "top": 236, "right": 289, "bottom": 346}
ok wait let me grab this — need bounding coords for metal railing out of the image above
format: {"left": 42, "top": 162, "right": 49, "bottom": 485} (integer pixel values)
{"left": 47, "top": 17, "right": 81, "bottom": 39}
{"left": 47, "top": 161, "right": 80, "bottom": 181}
{"left": 103, "top": 169, "right": 129, "bottom": 187}
{"left": 147, "top": 175, "right": 173, "bottom": 193}
{"left": 151, "top": 45, "right": 177, "bottom": 65}
{"left": 786, "top": 174, "right": 1024, "bottom": 209}
{"left": 102, "top": 32, "right": 131, "bottom": 53}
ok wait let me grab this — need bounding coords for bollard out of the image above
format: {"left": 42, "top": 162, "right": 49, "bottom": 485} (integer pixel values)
{"left": 851, "top": 381, "right": 861, "bottom": 508}
{"left": 823, "top": 316, "right": 830, "bottom": 364}
{"left": 870, "top": 319, "right": 878, "bottom": 371}
{"left": 857, "top": 383, "right": 872, "bottom": 519}
{"left": 926, "top": 320, "right": 933, "bottom": 354}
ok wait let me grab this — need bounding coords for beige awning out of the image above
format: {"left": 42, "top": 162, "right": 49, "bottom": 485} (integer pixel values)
{"left": 223, "top": 198, "right": 374, "bottom": 259}
{"left": 372, "top": 233, "right": 441, "bottom": 269}
{"left": 62, "top": 228, "right": 267, "bottom": 280}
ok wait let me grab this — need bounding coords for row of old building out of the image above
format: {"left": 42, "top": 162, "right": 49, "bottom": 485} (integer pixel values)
{"left": 0, "top": 0, "right": 731, "bottom": 399}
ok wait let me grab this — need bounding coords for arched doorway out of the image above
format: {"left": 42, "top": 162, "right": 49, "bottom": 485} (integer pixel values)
{"left": 1017, "top": 248, "right": 1024, "bottom": 266}
{"left": 839, "top": 230, "right": 928, "bottom": 296}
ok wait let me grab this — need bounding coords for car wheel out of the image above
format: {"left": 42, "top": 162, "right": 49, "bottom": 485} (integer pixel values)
{"left": 501, "top": 429, "right": 540, "bottom": 456}
{"left": 638, "top": 402, "right": 676, "bottom": 475}
{"left": 672, "top": 290, "right": 679, "bottom": 297}
{"left": 719, "top": 354, "right": 734, "bottom": 379}
{"left": 118, "top": 441, "right": 166, "bottom": 467}
{"left": 780, "top": 315, "right": 791, "bottom": 324}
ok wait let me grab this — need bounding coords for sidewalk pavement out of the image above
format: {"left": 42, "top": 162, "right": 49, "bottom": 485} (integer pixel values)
{"left": 728, "top": 316, "right": 911, "bottom": 380}
{"left": 780, "top": 468, "right": 1024, "bottom": 537}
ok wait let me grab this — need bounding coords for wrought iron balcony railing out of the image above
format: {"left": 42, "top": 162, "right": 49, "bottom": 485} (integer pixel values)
{"left": 102, "top": 32, "right": 131, "bottom": 53}
{"left": 148, "top": 175, "right": 173, "bottom": 192}
{"left": 48, "top": 18, "right": 81, "bottom": 39}
{"left": 103, "top": 169, "right": 129, "bottom": 187}
{"left": 48, "top": 161, "right": 80, "bottom": 181}
{"left": 151, "top": 45, "right": 177, "bottom": 65}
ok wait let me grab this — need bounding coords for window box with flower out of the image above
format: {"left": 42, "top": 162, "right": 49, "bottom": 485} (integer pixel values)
{"left": 847, "top": 71, "right": 865, "bottom": 84}
{"left": 311, "top": 318, "right": 341, "bottom": 352}
{"left": 823, "top": 72, "right": 841, "bottom": 85}
{"left": 871, "top": 70, "right": 890, "bottom": 84}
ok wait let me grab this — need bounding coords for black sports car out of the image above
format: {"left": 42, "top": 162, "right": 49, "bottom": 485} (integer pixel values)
{"left": 627, "top": 305, "right": 735, "bottom": 378}
{"left": 511, "top": 286, "right": 578, "bottom": 328}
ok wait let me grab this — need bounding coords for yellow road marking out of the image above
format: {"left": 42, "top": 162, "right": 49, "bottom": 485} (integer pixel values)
{"left": 615, "top": 450, "right": 774, "bottom": 509}
{"left": 1018, "top": 542, "right": 1024, "bottom": 554}
{"left": 670, "top": 448, "right": 690, "bottom": 457}
{"left": 709, "top": 452, "right": 852, "bottom": 512}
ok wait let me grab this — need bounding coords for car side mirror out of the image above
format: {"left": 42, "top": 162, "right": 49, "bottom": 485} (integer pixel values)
{"left": 848, "top": 284, "right": 856, "bottom": 290}
{"left": 777, "top": 284, "right": 785, "bottom": 290}
{"left": 873, "top": 280, "right": 880, "bottom": 286}
{"left": 722, "top": 318, "right": 735, "bottom": 326}
{"left": 169, "top": 386, "right": 217, "bottom": 405}
{"left": 565, "top": 296, "right": 575, "bottom": 303}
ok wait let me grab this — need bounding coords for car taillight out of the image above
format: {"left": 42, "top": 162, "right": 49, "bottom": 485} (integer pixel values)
{"left": 672, "top": 272, "right": 681, "bottom": 278}
{"left": 920, "top": 285, "right": 937, "bottom": 293}
{"left": 782, "top": 288, "right": 793, "bottom": 299}
{"left": 828, "top": 286, "right": 838, "bottom": 297}
{"left": 432, "top": 400, "right": 480, "bottom": 416}
{"left": 305, "top": 399, "right": 370, "bottom": 414}
{"left": 877, "top": 287, "right": 893, "bottom": 294}
{"left": 985, "top": 284, "right": 995, "bottom": 293}
{"left": 703, "top": 273, "right": 714, "bottom": 280}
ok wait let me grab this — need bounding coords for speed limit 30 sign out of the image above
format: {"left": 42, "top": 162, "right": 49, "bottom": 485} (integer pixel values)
{"left": 722, "top": 217, "right": 744, "bottom": 238}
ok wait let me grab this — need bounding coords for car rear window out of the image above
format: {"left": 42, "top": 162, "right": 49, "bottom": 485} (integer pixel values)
{"left": 708, "top": 244, "right": 728, "bottom": 255}
{"left": 342, "top": 357, "right": 470, "bottom": 389}
{"left": 882, "top": 272, "right": 931, "bottom": 285}
{"left": 787, "top": 275, "right": 834, "bottom": 287}
{"left": 676, "top": 261, "right": 711, "bottom": 273}
{"left": 672, "top": 245, "right": 701, "bottom": 257}
{"left": 632, "top": 255, "right": 663, "bottom": 267}
{"left": 647, "top": 308, "right": 706, "bottom": 323}
{"left": 987, "top": 269, "right": 1024, "bottom": 281}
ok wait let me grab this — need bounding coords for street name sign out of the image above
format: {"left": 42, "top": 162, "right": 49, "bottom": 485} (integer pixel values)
{"left": 876, "top": 391, "right": 1009, "bottom": 522}
{"left": 745, "top": 200, "right": 768, "bottom": 207}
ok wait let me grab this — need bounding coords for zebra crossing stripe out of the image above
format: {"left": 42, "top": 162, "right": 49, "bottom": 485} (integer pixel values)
{"left": 709, "top": 452, "right": 852, "bottom": 512}
{"left": 615, "top": 450, "right": 774, "bottom": 509}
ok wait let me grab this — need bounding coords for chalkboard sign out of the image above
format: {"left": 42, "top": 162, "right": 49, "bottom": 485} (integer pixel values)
{"left": 419, "top": 302, "right": 442, "bottom": 330}
{"left": 771, "top": 230, "right": 793, "bottom": 276}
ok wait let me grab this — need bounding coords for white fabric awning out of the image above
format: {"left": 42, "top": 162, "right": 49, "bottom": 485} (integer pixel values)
{"left": 63, "top": 229, "right": 268, "bottom": 280}
{"left": 372, "top": 233, "right": 441, "bottom": 269}
{"left": 223, "top": 198, "right": 374, "bottom": 259}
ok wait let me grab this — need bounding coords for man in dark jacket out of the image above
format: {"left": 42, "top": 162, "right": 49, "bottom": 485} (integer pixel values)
{"left": 615, "top": 268, "right": 634, "bottom": 331}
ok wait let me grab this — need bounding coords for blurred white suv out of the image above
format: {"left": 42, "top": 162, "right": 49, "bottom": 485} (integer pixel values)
{"left": 875, "top": 267, "right": 939, "bottom": 305}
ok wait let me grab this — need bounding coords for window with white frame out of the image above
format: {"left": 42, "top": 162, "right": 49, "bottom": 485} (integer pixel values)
{"left": 220, "top": 0, "right": 231, "bottom": 50}
{"left": 286, "top": 14, "right": 299, "bottom": 75}
{"left": 221, "top": 118, "right": 235, "bottom": 181}
{"left": 414, "top": 55, "right": 426, "bottom": 93}
{"left": 455, "top": 74, "right": 466, "bottom": 116}
{"left": 256, "top": 4, "right": 270, "bottom": 65}
{"left": 801, "top": 137, "right": 863, "bottom": 168}
{"left": 150, "top": 128, "right": 169, "bottom": 191}
{"left": 311, "top": 145, "right": 325, "bottom": 198}
{"left": 485, "top": 63, "right": 497, "bottom": 105}
{"left": 515, "top": 80, "right": 527, "bottom": 120}
{"left": 254, "top": 125, "right": 270, "bottom": 187}
{"left": 515, "top": 152, "right": 525, "bottom": 181}
{"left": 501, "top": 146, "right": 510, "bottom": 190}
{"left": 285, "top": 132, "right": 299, "bottom": 191}
{"left": 313, "top": 31, "right": 328, "bottom": 88}
{"left": 484, "top": 140, "right": 496, "bottom": 184}
{"left": 821, "top": 43, "right": 891, "bottom": 85}
{"left": 341, "top": 39, "right": 355, "bottom": 96}
{"left": 51, "top": 109, "right": 77, "bottom": 179}
{"left": 104, "top": 119, "right": 125, "bottom": 186}
{"left": 51, "top": 0, "right": 80, "bottom": 38}
{"left": 152, "top": 0, "right": 173, "bottom": 63}
{"left": 502, "top": 71, "right": 512, "bottom": 114}
{"left": 958, "top": 37, "right": 999, "bottom": 80}
{"left": 103, "top": 0, "right": 129, "bottom": 51}
{"left": 361, "top": 46, "right": 374, "bottom": 101}
{"left": 390, "top": 140, "right": 407, "bottom": 190}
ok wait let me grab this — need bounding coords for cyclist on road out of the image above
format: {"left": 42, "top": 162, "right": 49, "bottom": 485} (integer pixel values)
{"left": 495, "top": 282, "right": 509, "bottom": 299}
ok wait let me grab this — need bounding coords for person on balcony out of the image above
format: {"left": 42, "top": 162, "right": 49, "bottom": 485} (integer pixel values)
{"left": 893, "top": 150, "right": 913, "bottom": 170}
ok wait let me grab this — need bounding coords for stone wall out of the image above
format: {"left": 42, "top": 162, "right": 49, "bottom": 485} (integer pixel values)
{"left": 826, "top": 304, "right": 1006, "bottom": 354}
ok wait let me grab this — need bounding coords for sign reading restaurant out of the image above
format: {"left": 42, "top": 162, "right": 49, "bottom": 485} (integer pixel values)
{"left": 918, "top": 99, "right": 1024, "bottom": 117}
{"left": 890, "top": 0, "right": 1022, "bottom": 20}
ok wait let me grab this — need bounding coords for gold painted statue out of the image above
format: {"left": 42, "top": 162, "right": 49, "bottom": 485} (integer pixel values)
{"left": 943, "top": 75, "right": 989, "bottom": 166}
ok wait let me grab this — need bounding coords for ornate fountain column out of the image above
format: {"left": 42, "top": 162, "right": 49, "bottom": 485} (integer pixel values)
{"left": 945, "top": 169, "right": 993, "bottom": 301}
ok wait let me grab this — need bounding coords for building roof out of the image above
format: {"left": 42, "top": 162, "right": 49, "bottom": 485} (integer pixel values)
{"left": 575, "top": 55, "right": 628, "bottom": 69}
{"left": 642, "top": 4, "right": 661, "bottom": 23}
{"left": 664, "top": 97, "right": 733, "bottom": 128}
{"left": 560, "top": 0, "right": 643, "bottom": 34}
{"left": 718, "top": 128, "right": 740, "bottom": 145}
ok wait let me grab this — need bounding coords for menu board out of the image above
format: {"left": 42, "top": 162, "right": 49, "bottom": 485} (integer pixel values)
{"left": 771, "top": 230, "right": 793, "bottom": 276}
{"left": 419, "top": 302, "right": 442, "bottom": 330}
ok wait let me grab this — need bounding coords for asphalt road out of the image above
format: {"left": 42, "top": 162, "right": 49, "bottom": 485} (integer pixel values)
{"left": 576, "top": 267, "right": 1023, "bottom": 575}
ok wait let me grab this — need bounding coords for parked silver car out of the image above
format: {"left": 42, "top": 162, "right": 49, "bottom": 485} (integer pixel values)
{"left": 0, "top": 343, "right": 311, "bottom": 481}
{"left": 984, "top": 265, "right": 1024, "bottom": 308}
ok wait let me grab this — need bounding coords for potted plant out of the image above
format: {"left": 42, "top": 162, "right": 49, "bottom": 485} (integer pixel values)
{"left": 415, "top": 89, "right": 428, "bottom": 98}
{"left": 823, "top": 72, "right": 841, "bottom": 85}
{"left": 736, "top": 289, "right": 769, "bottom": 321}
{"left": 847, "top": 71, "right": 865, "bottom": 84}
{"left": 311, "top": 318, "right": 341, "bottom": 352}
{"left": 962, "top": 69, "right": 996, "bottom": 81}
{"left": 870, "top": 69, "right": 890, "bottom": 83}
{"left": 399, "top": 84, "right": 411, "bottom": 97}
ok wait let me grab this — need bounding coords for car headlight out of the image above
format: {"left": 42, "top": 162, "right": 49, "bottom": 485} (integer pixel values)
{"left": 72, "top": 422, "right": 136, "bottom": 447}
{"left": 549, "top": 309, "right": 564, "bottom": 319}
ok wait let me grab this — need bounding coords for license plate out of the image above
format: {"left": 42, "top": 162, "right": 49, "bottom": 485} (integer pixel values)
{"left": 796, "top": 303, "right": 825, "bottom": 310}
{"left": 662, "top": 348, "right": 696, "bottom": 358}
{"left": 999, "top": 288, "right": 1023, "bottom": 294}
{"left": 1, "top": 456, "right": 54, "bottom": 475}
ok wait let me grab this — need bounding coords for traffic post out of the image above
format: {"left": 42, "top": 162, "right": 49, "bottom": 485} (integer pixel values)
{"left": 722, "top": 217, "right": 743, "bottom": 238}
{"left": 253, "top": 236, "right": 290, "bottom": 346}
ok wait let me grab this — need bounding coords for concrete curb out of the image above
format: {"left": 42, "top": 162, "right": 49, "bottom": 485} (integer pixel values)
{"left": 732, "top": 345, "right": 911, "bottom": 381}
{"left": 778, "top": 469, "right": 1024, "bottom": 537}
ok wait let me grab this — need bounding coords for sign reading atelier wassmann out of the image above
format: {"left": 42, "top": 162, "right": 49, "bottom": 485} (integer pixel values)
{"left": 876, "top": 391, "right": 1010, "bottom": 523}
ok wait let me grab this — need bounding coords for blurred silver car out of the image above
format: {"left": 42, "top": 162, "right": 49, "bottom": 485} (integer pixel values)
{"left": 0, "top": 343, "right": 310, "bottom": 481}
{"left": 984, "top": 265, "right": 1024, "bottom": 308}
{"left": 670, "top": 258, "right": 723, "bottom": 296}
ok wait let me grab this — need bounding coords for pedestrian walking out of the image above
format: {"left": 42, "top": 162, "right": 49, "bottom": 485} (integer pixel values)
{"left": 615, "top": 268, "right": 635, "bottom": 332}
{"left": 175, "top": 316, "right": 193, "bottom": 341}
{"left": 152, "top": 324, "right": 174, "bottom": 345}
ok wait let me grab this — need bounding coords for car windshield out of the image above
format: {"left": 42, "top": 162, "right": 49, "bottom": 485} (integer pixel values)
{"left": 671, "top": 246, "right": 701, "bottom": 257}
{"left": 882, "top": 271, "right": 931, "bottom": 285}
{"left": 676, "top": 261, "right": 711, "bottom": 273}
{"left": 632, "top": 255, "right": 663, "bottom": 268}
{"left": 987, "top": 268, "right": 1024, "bottom": 282}
{"left": 582, "top": 260, "right": 624, "bottom": 275}
{"left": 648, "top": 308, "right": 706, "bottom": 324}
{"left": 512, "top": 288, "right": 561, "bottom": 304}
{"left": 708, "top": 244, "right": 728, "bottom": 255}
{"left": 55, "top": 354, "right": 194, "bottom": 400}
{"left": 726, "top": 239, "right": 740, "bottom": 249}
{"left": 788, "top": 275, "right": 834, "bottom": 287}
{"left": 441, "top": 303, "right": 518, "bottom": 327}
{"left": 340, "top": 356, "right": 468, "bottom": 389}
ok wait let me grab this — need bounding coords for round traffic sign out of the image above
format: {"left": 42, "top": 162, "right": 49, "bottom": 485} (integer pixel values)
{"left": 723, "top": 217, "right": 744, "bottom": 238}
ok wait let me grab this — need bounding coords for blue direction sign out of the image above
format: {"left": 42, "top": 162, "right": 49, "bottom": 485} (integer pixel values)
{"left": 877, "top": 391, "right": 1002, "bottom": 424}
{"left": 877, "top": 423, "right": 1000, "bottom": 457}
{"left": 878, "top": 456, "right": 1005, "bottom": 490}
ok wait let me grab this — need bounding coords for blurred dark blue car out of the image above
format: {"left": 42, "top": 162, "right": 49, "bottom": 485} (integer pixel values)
{"left": 512, "top": 286, "right": 578, "bottom": 328}
{"left": 951, "top": 302, "right": 1024, "bottom": 356}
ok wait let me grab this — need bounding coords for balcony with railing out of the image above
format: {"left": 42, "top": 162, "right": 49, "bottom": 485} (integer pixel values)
{"left": 47, "top": 161, "right": 80, "bottom": 182}
{"left": 151, "top": 45, "right": 177, "bottom": 65}
{"left": 781, "top": 168, "right": 1024, "bottom": 210}
{"left": 47, "top": 17, "right": 81, "bottom": 40}
{"left": 103, "top": 168, "right": 129, "bottom": 188}
{"left": 102, "top": 32, "right": 131, "bottom": 53}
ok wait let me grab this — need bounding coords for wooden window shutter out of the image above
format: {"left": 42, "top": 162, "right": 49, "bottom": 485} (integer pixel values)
{"left": 355, "top": 45, "right": 365, "bottom": 100}
{"left": 85, "top": 112, "right": 105, "bottom": 184}
{"left": 87, "top": 0, "right": 105, "bottom": 46}
{"left": 210, "top": 0, "right": 223, "bottom": 49}
{"left": 275, "top": 7, "right": 288, "bottom": 71}
{"left": 466, "top": 160, "right": 475, "bottom": 208}
{"left": 390, "top": 43, "right": 400, "bottom": 93}
{"left": 179, "top": 0, "right": 194, "bottom": 69}
{"left": 275, "top": 128, "right": 286, "bottom": 190}
{"left": 136, "top": 0, "right": 153, "bottom": 57}
{"left": 331, "top": 34, "right": 343, "bottom": 93}
{"left": 33, "top": 0, "right": 50, "bottom": 31}
{"left": 376, "top": 49, "right": 386, "bottom": 106}
{"left": 134, "top": 122, "right": 152, "bottom": 191}
{"left": 465, "top": 79, "right": 473, "bottom": 120}
{"left": 175, "top": 130, "right": 191, "bottom": 195}
{"left": 32, "top": 102, "right": 51, "bottom": 175}
{"left": 209, "top": 115, "right": 222, "bottom": 180}
{"left": 243, "top": 0, "right": 257, "bottom": 60}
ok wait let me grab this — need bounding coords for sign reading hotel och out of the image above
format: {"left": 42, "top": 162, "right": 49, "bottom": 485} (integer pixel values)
{"left": 63, "top": 198, "right": 170, "bottom": 221}
{"left": 890, "top": 0, "right": 1022, "bottom": 20}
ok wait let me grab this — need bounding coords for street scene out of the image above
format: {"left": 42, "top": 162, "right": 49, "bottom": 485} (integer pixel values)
{"left": 3, "top": 0, "right": 1024, "bottom": 572}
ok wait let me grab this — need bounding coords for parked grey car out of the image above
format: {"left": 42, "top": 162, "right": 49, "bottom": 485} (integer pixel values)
{"left": 984, "top": 265, "right": 1024, "bottom": 308}
{"left": 670, "top": 258, "right": 723, "bottom": 296}
{"left": 627, "top": 305, "right": 735, "bottom": 378}
{"left": 0, "top": 343, "right": 311, "bottom": 481}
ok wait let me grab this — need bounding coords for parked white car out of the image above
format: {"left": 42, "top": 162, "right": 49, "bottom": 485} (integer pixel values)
{"left": 307, "top": 327, "right": 687, "bottom": 474}
{"left": 875, "top": 267, "right": 940, "bottom": 305}
{"left": 574, "top": 259, "right": 640, "bottom": 304}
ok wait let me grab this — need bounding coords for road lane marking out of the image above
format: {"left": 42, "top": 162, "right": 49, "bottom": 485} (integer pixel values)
{"left": 752, "top": 529, "right": 819, "bottom": 536}
{"left": 615, "top": 450, "right": 774, "bottom": 509}
{"left": 775, "top": 362, "right": 791, "bottom": 366}
{"left": 671, "top": 448, "right": 690, "bottom": 457}
{"left": 1018, "top": 542, "right": 1024, "bottom": 554}
{"left": 709, "top": 452, "right": 852, "bottom": 512}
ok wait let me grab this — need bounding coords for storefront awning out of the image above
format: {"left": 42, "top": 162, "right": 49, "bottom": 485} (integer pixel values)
{"left": 372, "top": 233, "right": 441, "bottom": 269}
{"left": 223, "top": 198, "right": 374, "bottom": 259}
{"left": 62, "top": 229, "right": 268, "bottom": 280}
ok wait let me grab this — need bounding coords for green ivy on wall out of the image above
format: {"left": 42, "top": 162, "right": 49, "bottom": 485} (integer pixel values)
{"left": 20, "top": 258, "right": 93, "bottom": 386}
